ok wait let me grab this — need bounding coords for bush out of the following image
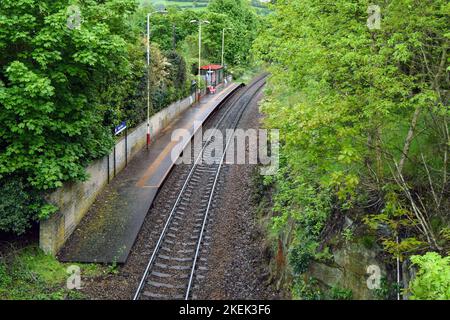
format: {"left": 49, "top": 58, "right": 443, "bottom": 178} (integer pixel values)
{"left": 409, "top": 252, "right": 450, "bottom": 300}
{"left": 0, "top": 177, "right": 44, "bottom": 235}
{"left": 329, "top": 285, "right": 353, "bottom": 300}
{"left": 0, "top": 245, "right": 103, "bottom": 299}
{"left": 166, "top": 50, "right": 188, "bottom": 96}
{"left": 0, "top": 0, "right": 139, "bottom": 190}
{"left": 292, "top": 277, "right": 323, "bottom": 300}
{"left": 289, "top": 244, "right": 314, "bottom": 275}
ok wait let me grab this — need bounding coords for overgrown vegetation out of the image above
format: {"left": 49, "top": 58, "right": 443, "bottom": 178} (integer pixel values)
{"left": 0, "top": 245, "right": 105, "bottom": 300}
{"left": 254, "top": 0, "right": 449, "bottom": 299}
{"left": 0, "top": 177, "right": 53, "bottom": 235}
{"left": 408, "top": 252, "right": 450, "bottom": 300}
{"left": 0, "top": 0, "right": 260, "bottom": 235}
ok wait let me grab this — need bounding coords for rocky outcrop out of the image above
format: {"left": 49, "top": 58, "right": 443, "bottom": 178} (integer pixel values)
{"left": 307, "top": 242, "right": 387, "bottom": 299}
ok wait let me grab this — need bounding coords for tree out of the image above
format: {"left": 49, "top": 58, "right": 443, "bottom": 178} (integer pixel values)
{"left": 0, "top": 0, "right": 145, "bottom": 232}
{"left": 205, "top": 0, "right": 261, "bottom": 66}
{"left": 254, "top": 0, "right": 449, "bottom": 292}
{"left": 0, "top": 0, "right": 143, "bottom": 190}
{"left": 0, "top": 176, "right": 53, "bottom": 235}
{"left": 409, "top": 252, "right": 450, "bottom": 300}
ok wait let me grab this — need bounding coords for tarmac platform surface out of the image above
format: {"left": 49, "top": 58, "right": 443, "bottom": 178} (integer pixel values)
{"left": 58, "top": 83, "right": 240, "bottom": 263}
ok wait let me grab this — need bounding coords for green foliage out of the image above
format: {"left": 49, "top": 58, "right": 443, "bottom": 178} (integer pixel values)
{"left": 139, "top": 0, "right": 261, "bottom": 75}
{"left": 166, "top": 50, "right": 188, "bottom": 94}
{"left": 382, "top": 238, "right": 427, "bottom": 260}
{"left": 363, "top": 188, "right": 427, "bottom": 258}
{"left": 0, "top": 245, "right": 106, "bottom": 300}
{"left": 135, "top": 5, "right": 199, "bottom": 51}
{"left": 359, "top": 234, "right": 376, "bottom": 250}
{"left": 329, "top": 285, "right": 353, "bottom": 300}
{"left": 0, "top": 176, "right": 55, "bottom": 235}
{"left": 165, "top": 0, "right": 261, "bottom": 77}
{"left": 254, "top": 0, "right": 449, "bottom": 296}
{"left": 341, "top": 227, "right": 354, "bottom": 243}
{"left": 266, "top": 156, "right": 333, "bottom": 281}
{"left": 289, "top": 245, "right": 314, "bottom": 275}
{"left": 292, "top": 277, "right": 354, "bottom": 301}
{"left": 203, "top": 0, "right": 261, "bottom": 66}
{"left": 0, "top": 0, "right": 142, "bottom": 190}
{"left": 292, "top": 277, "right": 323, "bottom": 300}
{"left": 0, "top": 0, "right": 150, "bottom": 234}
{"left": 0, "top": 1, "right": 203, "bottom": 234}
{"left": 408, "top": 252, "right": 450, "bottom": 300}
{"left": 364, "top": 187, "right": 415, "bottom": 231}
{"left": 0, "top": 0, "right": 259, "bottom": 235}
{"left": 373, "top": 277, "right": 399, "bottom": 300}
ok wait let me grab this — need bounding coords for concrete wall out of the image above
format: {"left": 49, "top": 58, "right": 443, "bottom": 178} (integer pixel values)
{"left": 40, "top": 94, "right": 196, "bottom": 255}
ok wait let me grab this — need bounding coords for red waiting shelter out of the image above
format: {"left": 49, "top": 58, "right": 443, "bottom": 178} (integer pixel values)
{"left": 200, "top": 64, "right": 224, "bottom": 89}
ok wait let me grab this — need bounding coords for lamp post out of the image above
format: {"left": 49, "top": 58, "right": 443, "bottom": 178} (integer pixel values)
{"left": 221, "top": 27, "right": 231, "bottom": 67}
{"left": 190, "top": 19, "right": 210, "bottom": 98}
{"left": 146, "top": 9, "right": 167, "bottom": 150}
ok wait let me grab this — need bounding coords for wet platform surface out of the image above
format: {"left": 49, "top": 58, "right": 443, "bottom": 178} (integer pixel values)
{"left": 58, "top": 83, "right": 240, "bottom": 263}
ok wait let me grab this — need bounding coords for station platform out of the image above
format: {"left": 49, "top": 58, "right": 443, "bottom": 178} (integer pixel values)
{"left": 58, "top": 83, "right": 240, "bottom": 263}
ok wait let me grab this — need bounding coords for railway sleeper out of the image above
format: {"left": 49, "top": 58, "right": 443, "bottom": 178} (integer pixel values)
{"left": 158, "top": 254, "right": 193, "bottom": 262}
{"left": 147, "top": 281, "right": 185, "bottom": 289}
{"left": 142, "top": 291, "right": 175, "bottom": 299}
{"left": 181, "top": 242, "right": 197, "bottom": 246}
{"left": 150, "top": 271, "right": 190, "bottom": 280}
{"left": 178, "top": 248, "right": 195, "bottom": 254}
{"left": 154, "top": 262, "right": 191, "bottom": 271}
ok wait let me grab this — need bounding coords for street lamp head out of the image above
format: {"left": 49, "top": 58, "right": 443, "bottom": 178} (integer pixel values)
{"left": 190, "top": 19, "right": 209, "bottom": 24}
{"left": 148, "top": 9, "right": 167, "bottom": 18}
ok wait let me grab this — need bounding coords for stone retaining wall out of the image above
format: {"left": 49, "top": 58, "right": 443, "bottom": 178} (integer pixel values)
{"left": 40, "top": 94, "right": 196, "bottom": 255}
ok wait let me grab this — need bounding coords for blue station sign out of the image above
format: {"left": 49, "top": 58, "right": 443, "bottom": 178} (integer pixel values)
{"left": 114, "top": 121, "right": 127, "bottom": 135}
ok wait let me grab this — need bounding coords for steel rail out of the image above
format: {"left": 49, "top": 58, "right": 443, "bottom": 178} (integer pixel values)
{"left": 184, "top": 78, "right": 266, "bottom": 300}
{"left": 133, "top": 84, "right": 244, "bottom": 300}
{"left": 133, "top": 75, "right": 267, "bottom": 300}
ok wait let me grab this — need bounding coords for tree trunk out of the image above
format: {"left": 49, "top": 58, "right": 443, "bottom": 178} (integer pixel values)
{"left": 398, "top": 107, "right": 422, "bottom": 174}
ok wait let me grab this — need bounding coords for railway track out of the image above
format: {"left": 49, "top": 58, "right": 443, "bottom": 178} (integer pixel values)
{"left": 133, "top": 75, "right": 267, "bottom": 300}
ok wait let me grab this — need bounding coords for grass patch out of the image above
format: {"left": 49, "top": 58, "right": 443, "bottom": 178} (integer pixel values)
{"left": 146, "top": 0, "right": 270, "bottom": 14}
{"left": 0, "top": 245, "right": 106, "bottom": 300}
{"left": 149, "top": 0, "right": 208, "bottom": 11}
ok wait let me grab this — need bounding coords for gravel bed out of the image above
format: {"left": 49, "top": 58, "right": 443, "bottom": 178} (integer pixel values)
{"left": 193, "top": 88, "right": 283, "bottom": 300}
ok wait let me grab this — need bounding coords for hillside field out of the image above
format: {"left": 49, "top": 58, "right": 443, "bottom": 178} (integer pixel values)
{"left": 141, "top": 0, "right": 270, "bottom": 14}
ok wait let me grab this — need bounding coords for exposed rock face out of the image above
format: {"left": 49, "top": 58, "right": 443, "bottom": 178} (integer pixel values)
{"left": 307, "top": 243, "right": 386, "bottom": 300}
